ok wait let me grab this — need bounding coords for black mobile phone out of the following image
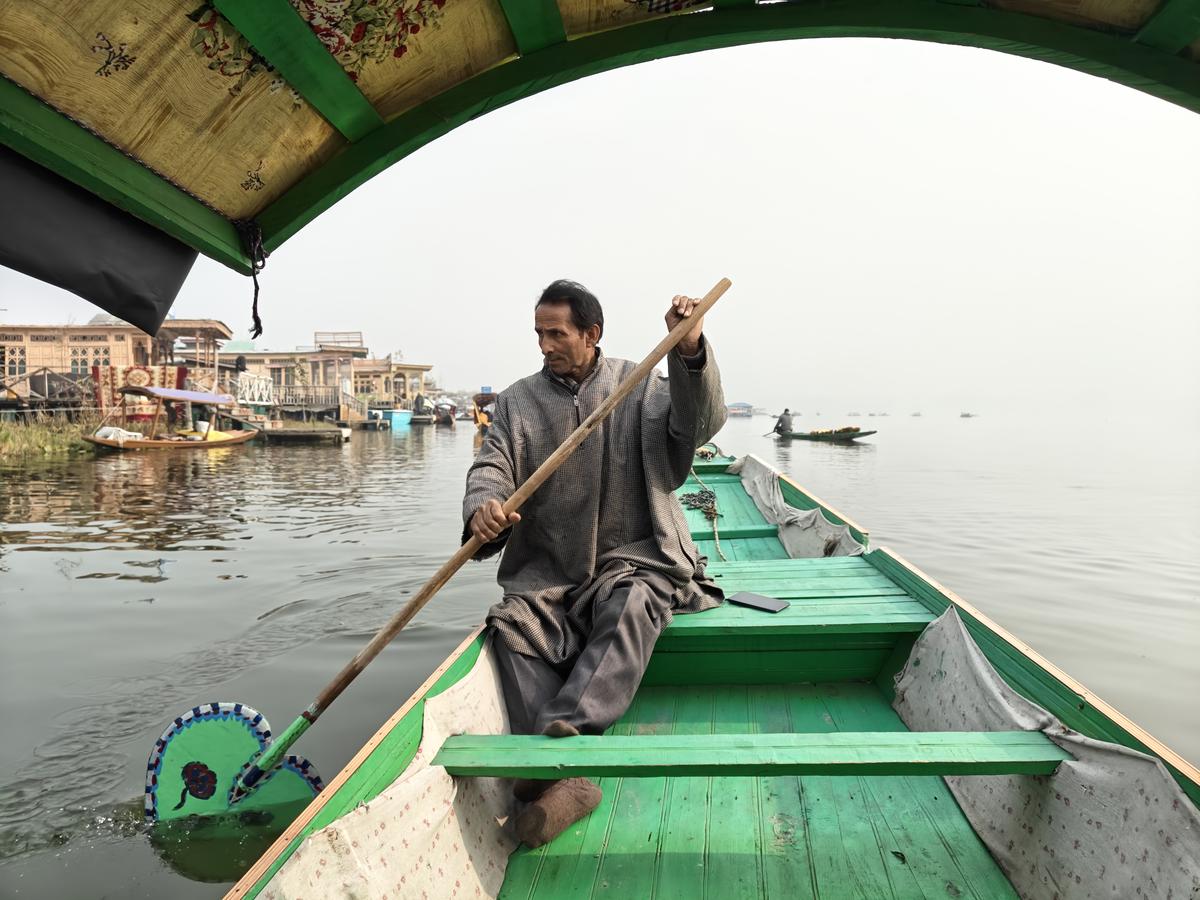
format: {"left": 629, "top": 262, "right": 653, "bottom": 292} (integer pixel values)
{"left": 727, "top": 591, "right": 790, "bottom": 613}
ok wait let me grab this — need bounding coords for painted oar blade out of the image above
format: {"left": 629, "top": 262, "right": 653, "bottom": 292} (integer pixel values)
{"left": 145, "top": 702, "right": 322, "bottom": 824}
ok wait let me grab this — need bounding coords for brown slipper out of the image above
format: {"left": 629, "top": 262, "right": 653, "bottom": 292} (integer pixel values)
{"left": 512, "top": 778, "right": 556, "bottom": 803}
{"left": 542, "top": 719, "right": 580, "bottom": 738}
{"left": 514, "top": 778, "right": 602, "bottom": 848}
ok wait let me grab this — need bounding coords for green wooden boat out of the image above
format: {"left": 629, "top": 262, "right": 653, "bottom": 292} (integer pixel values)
{"left": 228, "top": 449, "right": 1200, "bottom": 899}
{"left": 778, "top": 429, "right": 878, "bottom": 443}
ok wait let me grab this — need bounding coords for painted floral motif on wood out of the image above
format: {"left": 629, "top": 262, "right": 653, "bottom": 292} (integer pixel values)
{"left": 91, "top": 34, "right": 136, "bottom": 77}
{"left": 289, "top": 0, "right": 449, "bottom": 82}
{"left": 185, "top": 4, "right": 303, "bottom": 108}
{"left": 626, "top": 0, "right": 707, "bottom": 12}
{"left": 241, "top": 161, "right": 266, "bottom": 192}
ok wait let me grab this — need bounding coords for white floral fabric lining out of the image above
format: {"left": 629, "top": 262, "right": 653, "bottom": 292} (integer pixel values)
{"left": 894, "top": 608, "right": 1200, "bottom": 899}
{"left": 264, "top": 637, "right": 516, "bottom": 899}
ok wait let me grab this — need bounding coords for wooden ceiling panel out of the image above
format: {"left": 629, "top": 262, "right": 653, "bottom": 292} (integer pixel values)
{"left": 0, "top": 0, "right": 345, "bottom": 219}
{"left": 988, "top": 0, "right": 1162, "bottom": 32}
{"left": 288, "top": 0, "right": 518, "bottom": 123}
{"left": 557, "top": 0, "right": 713, "bottom": 38}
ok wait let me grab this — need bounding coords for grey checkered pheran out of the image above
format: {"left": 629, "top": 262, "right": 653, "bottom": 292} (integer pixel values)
{"left": 462, "top": 339, "right": 727, "bottom": 665}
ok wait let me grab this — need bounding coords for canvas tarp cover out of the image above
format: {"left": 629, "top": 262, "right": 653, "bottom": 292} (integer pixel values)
{"left": 727, "top": 454, "right": 864, "bottom": 557}
{"left": 894, "top": 607, "right": 1200, "bottom": 898}
{"left": 262, "top": 637, "right": 516, "bottom": 899}
{"left": 0, "top": 145, "right": 196, "bottom": 335}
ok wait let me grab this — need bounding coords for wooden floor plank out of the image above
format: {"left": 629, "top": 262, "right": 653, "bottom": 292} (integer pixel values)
{"left": 786, "top": 686, "right": 906, "bottom": 899}
{"left": 826, "top": 685, "right": 1018, "bottom": 899}
{"left": 503, "top": 686, "right": 1019, "bottom": 900}
{"left": 705, "top": 685, "right": 764, "bottom": 900}
{"left": 752, "top": 685, "right": 816, "bottom": 899}
{"left": 591, "top": 691, "right": 674, "bottom": 897}
{"left": 506, "top": 709, "right": 633, "bottom": 899}
{"left": 652, "top": 688, "right": 712, "bottom": 900}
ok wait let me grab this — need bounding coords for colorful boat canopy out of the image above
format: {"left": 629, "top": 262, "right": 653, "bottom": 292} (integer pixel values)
{"left": 1, "top": 0, "right": 1197, "bottom": 286}
{"left": 119, "top": 385, "right": 235, "bottom": 405}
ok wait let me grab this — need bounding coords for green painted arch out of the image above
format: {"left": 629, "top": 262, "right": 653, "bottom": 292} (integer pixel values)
{"left": 258, "top": 1, "right": 1200, "bottom": 254}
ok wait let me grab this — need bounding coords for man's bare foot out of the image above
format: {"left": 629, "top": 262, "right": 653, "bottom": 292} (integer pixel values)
{"left": 514, "top": 778, "right": 602, "bottom": 848}
{"left": 512, "top": 778, "right": 555, "bottom": 803}
{"left": 542, "top": 719, "right": 580, "bottom": 738}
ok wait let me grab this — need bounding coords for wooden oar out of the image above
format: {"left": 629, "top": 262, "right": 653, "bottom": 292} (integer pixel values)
{"left": 145, "top": 277, "right": 732, "bottom": 822}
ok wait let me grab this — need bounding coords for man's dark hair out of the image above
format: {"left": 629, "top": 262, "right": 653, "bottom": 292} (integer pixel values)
{"left": 536, "top": 280, "right": 604, "bottom": 341}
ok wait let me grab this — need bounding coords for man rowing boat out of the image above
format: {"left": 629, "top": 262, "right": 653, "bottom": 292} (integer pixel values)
{"left": 462, "top": 279, "right": 727, "bottom": 847}
{"left": 773, "top": 408, "right": 793, "bottom": 435}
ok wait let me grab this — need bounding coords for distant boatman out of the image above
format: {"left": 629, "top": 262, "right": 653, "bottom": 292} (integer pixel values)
{"left": 462, "top": 279, "right": 727, "bottom": 848}
{"left": 774, "top": 408, "right": 793, "bottom": 435}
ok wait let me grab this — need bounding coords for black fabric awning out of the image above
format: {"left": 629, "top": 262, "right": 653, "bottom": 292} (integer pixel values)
{"left": 0, "top": 145, "right": 196, "bottom": 335}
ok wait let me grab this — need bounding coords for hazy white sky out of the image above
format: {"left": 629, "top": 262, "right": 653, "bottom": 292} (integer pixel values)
{"left": 3, "top": 38, "right": 1198, "bottom": 415}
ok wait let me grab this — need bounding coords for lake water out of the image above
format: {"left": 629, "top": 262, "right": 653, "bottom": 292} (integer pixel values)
{"left": 0, "top": 412, "right": 1196, "bottom": 898}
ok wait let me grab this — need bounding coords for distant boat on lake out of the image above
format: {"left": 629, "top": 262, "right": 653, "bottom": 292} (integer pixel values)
{"left": 726, "top": 402, "right": 753, "bottom": 418}
{"left": 777, "top": 427, "right": 876, "bottom": 443}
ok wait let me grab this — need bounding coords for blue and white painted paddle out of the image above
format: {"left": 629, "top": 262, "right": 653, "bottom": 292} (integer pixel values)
{"left": 145, "top": 278, "right": 732, "bottom": 823}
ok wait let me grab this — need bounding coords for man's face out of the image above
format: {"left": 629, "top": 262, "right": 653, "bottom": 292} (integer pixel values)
{"left": 535, "top": 302, "right": 597, "bottom": 379}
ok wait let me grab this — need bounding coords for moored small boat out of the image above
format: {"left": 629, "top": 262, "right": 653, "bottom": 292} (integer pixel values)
{"left": 229, "top": 448, "right": 1200, "bottom": 900}
{"left": 84, "top": 386, "right": 258, "bottom": 451}
{"left": 472, "top": 392, "right": 499, "bottom": 436}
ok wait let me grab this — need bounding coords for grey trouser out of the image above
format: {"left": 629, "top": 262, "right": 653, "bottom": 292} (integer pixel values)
{"left": 492, "top": 570, "right": 674, "bottom": 736}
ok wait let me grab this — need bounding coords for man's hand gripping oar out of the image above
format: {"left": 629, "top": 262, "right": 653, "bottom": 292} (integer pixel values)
{"left": 144, "top": 278, "right": 732, "bottom": 824}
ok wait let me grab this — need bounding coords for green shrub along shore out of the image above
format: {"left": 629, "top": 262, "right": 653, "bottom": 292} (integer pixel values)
{"left": 0, "top": 416, "right": 100, "bottom": 460}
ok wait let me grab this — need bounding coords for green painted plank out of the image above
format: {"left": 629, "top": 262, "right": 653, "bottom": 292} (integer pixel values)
{"left": 680, "top": 472, "right": 741, "bottom": 485}
{"left": 726, "top": 535, "right": 789, "bottom": 560}
{"left": 706, "top": 685, "right": 765, "bottom": 899}
{"left": 726, "top": 581, "right": 907, "bottom": 594}
{"left": 435, "top": 731, "right": 1071, "bottom": 779}
{"left": 863, "top": 549, "right": 1200, "bottom": 807}
{"left": 258, "top": 2, "right": 1200, "bottom": 253}
{"left": 502, "top": 693, "right": 638, "bottom": 898}
{"left": 690, "top": 523, "right": 778, "bottom": 540}
{"left": 751, "top": 685, "right": 815, "bottom": 898}
{"left": 715, "top": 568, "right": 892, "bottom": 583}
{"left": 659, "top": 597, "right": 933, "bottom": 637}
{"left": 1134, "top": 0, "right": 1200, "bottom": 53}
{"left": 642, "top": 647, "right": 891, "bottom": 685}
{"left": 828, "top": 684, "right": 1018, "bottom": 898}
{"left": 654, "top": 688, "right": 712, "bottom": 899}
{"left": 497, "top": 0, "right": 567, "bottom": 55}
{"left": 690, "top": 460, "right": 735, "bottom": 475}
{"left": 657, "top": 634, "right": 905, "bottom": 654}
{"left": 785, "top": 685, "right": 901, "bottom": 898}
{"left": 591, "top": 690, "right": 674, "bottom": 895}
{"left": 710, "top": 557, "right": 872, "bottom": 571}
{"left": 214, "top": 0, "right": 384, "bottom": 141}
{"left": 0, "top": 77, "right": 248, "bottom": 273}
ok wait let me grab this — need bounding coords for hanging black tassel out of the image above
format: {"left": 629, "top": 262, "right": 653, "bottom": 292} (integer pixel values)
{"left": 233, "top": 219, "right": 269, "bottom": 338}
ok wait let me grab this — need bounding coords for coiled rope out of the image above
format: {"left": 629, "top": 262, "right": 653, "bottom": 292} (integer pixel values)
{"left": 680, "top": 466, "right": 727, "bottom": 562}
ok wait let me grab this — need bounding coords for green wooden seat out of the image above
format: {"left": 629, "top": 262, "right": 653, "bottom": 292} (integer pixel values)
{"left": 434, "top": 731, "right": 1071, "bottom": 779}
{"left": 660, "top": 556, "right": 936, "bottom": 639}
